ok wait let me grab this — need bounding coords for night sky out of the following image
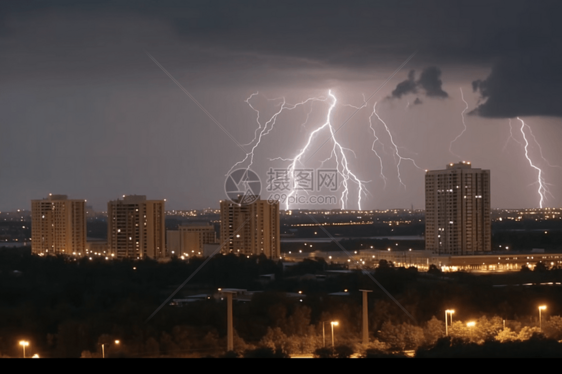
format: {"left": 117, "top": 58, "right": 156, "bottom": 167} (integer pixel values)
{"left": 1, "top": 0, "right": 561, "bottom": 211}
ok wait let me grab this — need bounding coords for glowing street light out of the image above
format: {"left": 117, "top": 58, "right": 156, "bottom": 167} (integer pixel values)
{"left": 445, "top": 310, "right": 455, "bottom": 336}
{"left": 102, "top": 340, "right": 120, "bottom": 358}
{"left": 331, "top": 321, "right": 339, "bottom": 348}
{"left": 466, "top": 321, "right": 476, "bottom": 327}
{"left": 19, "top": 341, "right": 29, "bottom": 358}
{"left": 539, "top": 305, "right": 547, "bottom": 331}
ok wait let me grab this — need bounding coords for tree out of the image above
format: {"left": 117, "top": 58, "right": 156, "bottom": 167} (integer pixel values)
{"left": 243, "top": 347, "right": 289, "bottom": 358}
{"left": 517, "top": 326, "right": 543, "bottom": 341}
{"left": 313, "top": 347, "right": 335, "bottom": 358}
{"left": 334, "top": 344, "right": 354, "bottom": 358}
{"left": 220, "top": 351, "right": 240, "bottom": 358}
{"left": 543, "top": 316, "right": 562, "bottom": 340}
{"left": 423, "top": 316, "right": 445, "bottom": 346}
{"left": 378, "top": 321, "right": 425, "bottom": 351}
{"left": 427, "top": 264, "right": 442, "bottom": 275}
{"left": 534, "top": 262, "right": 548, "bottom": 272}
{"left": 494, "top": 328, "right": 518, "bottom": 343}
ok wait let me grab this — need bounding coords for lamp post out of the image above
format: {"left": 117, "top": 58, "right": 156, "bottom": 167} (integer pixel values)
{"left": 331, "top": 321, "right": 338, "bottom": 348}
{"left": 102, "top": 340, "right": 120, "bottom": 358}
{"left": 445, "top": 310, "right": 455, "bottom": 336}
{"left": 539, "top": 305, "right": 547, "bottom": 331}
{"left": 359, "top": 290, "right": 372, "bottom": 345}
{"left": 19, "top": 341, "right": 29, "bottom": 358}
{"left": 467, "top": 322, "right": 475, "bottom": 342}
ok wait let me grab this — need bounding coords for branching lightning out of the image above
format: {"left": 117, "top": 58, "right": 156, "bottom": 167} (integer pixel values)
{"left": 371, "top": 102, "right": 422, "bottom": 189}
{"left": 229, "top": 91, "right": 366, "bottom": 210}
{"left": 517, "top": 117, "right": 549, "bottom": 208}
{"left": 368, "top": 104, "right": 388, "bottom": 189}
{"left": 449, "top": 87, "right": 469, "bottom": 159}
{"left": 502, "top": 119, "right": 524, "bottom": 152}
{"left": 280, "top": 91, "right": 366, "bottom": 210}
{"left": 525, "top": 123, "right": 562, "bottom": 170}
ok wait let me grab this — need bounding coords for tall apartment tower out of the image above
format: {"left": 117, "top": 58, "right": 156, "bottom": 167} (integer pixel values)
{"left": 425, "top": 162, "right": 491, "bottom": 255}
{"left": 107, "top": 195, "right": 166, "bottom": 259}
{"left": 31, "top": 194, "right": 86, "bottom": 255}
{"left": 220, "top": 197, "right": 280, "bottom": 258}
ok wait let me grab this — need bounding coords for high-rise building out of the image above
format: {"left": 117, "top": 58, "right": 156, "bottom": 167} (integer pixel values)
{"left": 167, "top": 224, "right": 217, "bottom": 257}
{"left": 107, "top": 195, "right": 166, "bottom": 259}
{"left": 425, "top": 161, "right": 491, "bottom": 255}
{"left": 31, "top": 194, "right": 86, "bottom": 255}
{"left": 220, "top": 197, "right": 280, "bottom": 258}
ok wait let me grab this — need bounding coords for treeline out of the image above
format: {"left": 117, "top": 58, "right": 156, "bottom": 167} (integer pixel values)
{"left": 3, "top": 250, "right": 562, "bottom": 357}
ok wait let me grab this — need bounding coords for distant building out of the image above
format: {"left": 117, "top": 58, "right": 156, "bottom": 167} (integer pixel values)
{"left": 220, "top": 197, "right": 280, "bottom": 258}
{"left": 425, "top": 161, "right": 491, "bottom": 255}
{"left": 107, "top": 195, "right": 165, "bottom": 259}
{"left": 167, "top": 224, "right": 217, "bottom": 257}
{"left": 31, "top": 194, "right": 86, "bottom": 255}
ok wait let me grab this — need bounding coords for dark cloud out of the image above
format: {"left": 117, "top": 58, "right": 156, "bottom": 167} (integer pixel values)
{"left": 391, "top": 70, "right": 417, "bottom": 98}
{"left": 389, "top": 67, "right": 448, "bottom": 101}
{"left": 418, "top": 67, "right": 448, "bottom": 98}
{"left": 471, "top": 49, "right": 562, "bottom": 118}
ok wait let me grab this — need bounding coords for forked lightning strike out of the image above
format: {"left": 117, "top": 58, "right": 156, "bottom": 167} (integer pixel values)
{"left": 517, "top": 117, "right": 549, "bottom": 208}
{"left": 368, "top": 104, "right": 388, "bottom": 188}
{"left": 449, "top": 87, "right": 469, "bottom": 159}
{"left": 372, "top": 102, "right": 422, "bottom": 189}
{"left": 502, "top": 119, "right": 524, "bottom": 152}
{"left": 282, "top": 91, "right": 365, "bottom": 210}
{"left": 229, "top": 91, "right": 365, "bottom": 210}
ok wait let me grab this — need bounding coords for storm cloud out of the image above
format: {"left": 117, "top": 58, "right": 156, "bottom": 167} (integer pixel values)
{"left": 389, "top": 67, "right": 448, "bottom": 101}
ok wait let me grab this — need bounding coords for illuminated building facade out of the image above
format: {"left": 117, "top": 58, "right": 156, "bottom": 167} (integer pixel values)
{"left": 108, "top": 195, "right": 165, "bottom": 259}
{"left": 167, "top": 224, "right": 217, "bottom": 256}
{"left": 425, "top": 162, "right": 491, "bottom": 254}
{"left": 220, "top": 197, "right": 280, "bottom": 258}
{"left": 31, "top": 194, "right": 86, "bottom": 255}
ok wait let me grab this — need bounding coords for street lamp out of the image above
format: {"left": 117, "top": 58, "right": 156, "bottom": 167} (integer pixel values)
{"left": 331, "top": 321, "right": 339, "bottom": 348}
{"left": 539, "top": 305, "right": 547, "bottom": 331}
{"left": 445, "top": 310, "right": 455, "bottom": 336}
{"left": 102, "top": 340, "right": 120, "bottom": 358}
{"left": 19, "top": 341, "right": 29, "bottom": 358}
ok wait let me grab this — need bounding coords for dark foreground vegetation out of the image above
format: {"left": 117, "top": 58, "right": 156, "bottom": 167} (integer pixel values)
{"left": 3, "top": 247, "right": 562, "bottom": 357}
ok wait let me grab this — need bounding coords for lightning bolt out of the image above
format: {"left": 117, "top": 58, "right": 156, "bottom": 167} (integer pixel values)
{"left": 371, "top": 102, "right": 422, "bottom": 189}
{"left": 272, "top": 90, "right": 366, "bottom": 210}
{"left": 502, "top": 118, "right": 524, "bottom": 152}
{"left": 228, "top": 94, "right": 328, "bottom": 177}
{"left": 525, "top": 122, "right": 562, "bottom": 170}
{"left": 227, "top": 95, "right": 288, "bottom": 176}
{"left": 368, "top": 104, "right": 388, "bottom": 189}
{"left": 449, "top": 87, "right": 469, "bottom": 159}
{"left": 518, "top": 117, "right": 549, "bottom": 208}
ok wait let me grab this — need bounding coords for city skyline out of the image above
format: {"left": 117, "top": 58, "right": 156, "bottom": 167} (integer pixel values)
{"left": 1, "top": 1, "right": 561, "bottom": 211}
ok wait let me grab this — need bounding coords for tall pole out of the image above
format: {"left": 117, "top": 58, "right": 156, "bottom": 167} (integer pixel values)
{"left": 22, "top": 344, "right": 26, "bottom": 359}
{"left": 539, "top": 306, "right": 546, "bottom": 331}
{"left": 331, "top": 323, "right": 335, "bottom": 348}
{"left": 102, "top": 344, "right": 105, "bottom": 359}
{"left": 227, "top": 293, "right": 233, "bottom": 351}
{"left": 360, "top": 290, "right": 372, "bottom": 345}
{"left": 445, "top": 311, "right": 448, "bottom": 337}
{"left": 323, "top": 322, "right": 325, "bottom": 347}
